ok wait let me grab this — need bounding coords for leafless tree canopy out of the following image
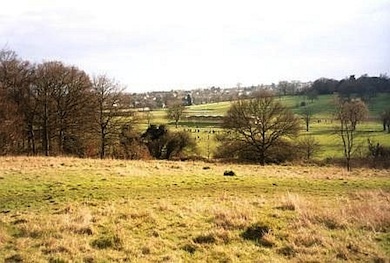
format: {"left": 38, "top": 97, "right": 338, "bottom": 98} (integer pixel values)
{"left": 335, "top": 99, "right": 368, "bottom": 171}
{"left": 167, "top": 103, "right": 185, "bottom": 128}
{"left": 223, "top": 92, "right": 300, "bottom": 165}
{"left": 0, "top": 48, "right": 131, "bottom": 157}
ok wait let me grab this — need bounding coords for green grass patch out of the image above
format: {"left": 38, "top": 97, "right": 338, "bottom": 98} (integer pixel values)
{"left": 138, "top": 94, "right": 389, "bottom": 159}
{"left": 0, "top": 157, "right": 389, "bottom": 262}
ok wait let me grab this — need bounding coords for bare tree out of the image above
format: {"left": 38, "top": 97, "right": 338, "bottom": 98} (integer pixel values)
{"left": 0, "top": 49, "right": 40, "bottom": 154}
{"left": 92, "top": 75, "right": 126, "bottom": 159}
{"left": 297, "top": 135, "right": 320, "bottom": 160}
{"left": 0, "top": 82, "right": 23, "bottom": 154}
{"left": 380, "top": 108, "right": 390, "bottom": 133}
{"left": 223, "top": 91, "right": 300, "bottom": 165}
{"left": 300, "top": 106, "right": 312, "bottom": 132}
{"left": 0, "top": 49, "right": 33, "bottom": 154}
{"left": 335, "top": 99, "right": 368, "bottom": 171}
{"left": 167, "top": 102, "right": 185, "bottom": 128}
{"left": 35, "top": 61, "right": 94, "bottom": 156}
{"left": 306, "top": 90, "right": 318, "bottom": 103}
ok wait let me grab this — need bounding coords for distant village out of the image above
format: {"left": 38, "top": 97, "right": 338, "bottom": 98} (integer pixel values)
{"left": 128, "top": 81, "right": 312, "bottom": 110}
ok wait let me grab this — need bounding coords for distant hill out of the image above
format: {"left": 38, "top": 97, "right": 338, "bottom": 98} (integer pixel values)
{"left": 184, "top": 93, "right": 390, "bottom": 120}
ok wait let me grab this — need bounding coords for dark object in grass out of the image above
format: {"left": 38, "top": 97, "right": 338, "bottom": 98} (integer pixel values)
{"left": 241, "top": 223, "right": 270, "bottom": 242}
{"left": 182, "top": 244, "right": 197, "bottom": 254}
{"left": 91, "top": 234, "right": 122, "bottom": 250}
{"left": 5, "top": 254, "right": 23, "bottom": 263}
{"left": 193, "top": 233, "right": 216, "bottom": 244}
{"left": 12, "top": 219, "right": 28, "bottom": 225}
{"left": 223, "top": 170, "right": 235, "bottom": 176}
{"left": 277, "top": 245, "right": 296, "bottom": 258}
{"left": 203, "top": 166, "right": 211, "bottom": 170}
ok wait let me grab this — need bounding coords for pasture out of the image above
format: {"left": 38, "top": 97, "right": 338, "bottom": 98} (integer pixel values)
{"left": 138, "top": 94, "right": 390, "bottom": 159}
{"left": 0, "top": 157, "right": 389, "bottom": 262}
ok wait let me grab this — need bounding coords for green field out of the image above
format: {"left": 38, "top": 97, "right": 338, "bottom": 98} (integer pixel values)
{"left": 138, "top": 94, "right": 390, "bottom": 159}
{"left": 0, "top": 157, "right": 389, "bottom": 262}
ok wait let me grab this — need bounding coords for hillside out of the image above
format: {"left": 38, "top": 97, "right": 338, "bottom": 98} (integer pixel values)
{"left": 137, "top": 93, "right": 390, "bottom": 159}
{"left": 182, "top": 93, "right": 390, "bottom": 119}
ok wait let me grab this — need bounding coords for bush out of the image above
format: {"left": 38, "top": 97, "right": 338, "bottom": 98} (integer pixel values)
{"left": 141, "top": 125, "right": 197, "bottom": 159}
{"left": 114, "top": 124, "right": 151, "bottom": 160}
{"left": 63, "top": 134, "right": 85, "bottom": 157}
{"left": 215, "top": 136, "right": 297, "bottom": 164}
{"left": 296, "top": 135, "right": 321, "bottom": 160}
{"left": 367, "top": 139, "right": 390, "bottom": 168}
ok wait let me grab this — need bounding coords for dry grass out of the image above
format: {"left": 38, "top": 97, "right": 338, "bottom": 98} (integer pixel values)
{"left": 278, "top": 192, "right": 306, "bottom": 212}
{"left": 285, "top": 190, "right": 390, "bottom": 262}
{"left": 0, "top": 157, "right": 389, "bottom": 262}
{"left": 293, "top": 190, "right": 390, "bottom": 232}
{"left": 211, "top": 197, "right": 254, "bottom": 230}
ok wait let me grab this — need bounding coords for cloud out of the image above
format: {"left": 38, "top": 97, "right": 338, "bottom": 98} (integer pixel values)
{"left": 1, "top": 0, "right": 389, "bottom": 91}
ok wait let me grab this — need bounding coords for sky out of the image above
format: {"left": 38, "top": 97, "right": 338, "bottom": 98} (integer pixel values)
{"left": 1, "top": 0, "right": 389, "bottom": 92}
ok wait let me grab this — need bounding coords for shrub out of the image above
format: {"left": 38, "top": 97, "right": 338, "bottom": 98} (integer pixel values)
{"left": 115, "top": 124, "right": 150, "bottom": 160}
{"left": 215, "top": 137, "right": 298, "bottom": 164}
{"left": 141, "top": 125, "right": 197, "bottom": 159}
{"left": 296, "top": 135, "right": 321, "bottom": 160}
{"left": 63, "top": 134, "right": 85, "bottom": 157}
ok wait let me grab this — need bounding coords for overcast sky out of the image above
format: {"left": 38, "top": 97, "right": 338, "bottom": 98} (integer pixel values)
{"left": 1, "top": 0, "right": 389, "bottom": 92}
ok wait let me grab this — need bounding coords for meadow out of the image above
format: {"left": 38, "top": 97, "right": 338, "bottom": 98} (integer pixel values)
{"left": 138, "top": 93, "right": 390, "bottom": 159}
{"left": 1, "top": 157, "right": 389, "bottom": 262}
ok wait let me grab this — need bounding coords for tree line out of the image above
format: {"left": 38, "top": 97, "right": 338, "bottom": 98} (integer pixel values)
{"left": 0, "top": 49, "right": 129, "bottom": 158}
{"left": 304, "top": 75, "right": 390, "bottom": 100}
{"left": 0, "top": 48, "right": 198, "bottom": 159}
{"left": 1, "top": 48, "right": 389, "bottom": 169}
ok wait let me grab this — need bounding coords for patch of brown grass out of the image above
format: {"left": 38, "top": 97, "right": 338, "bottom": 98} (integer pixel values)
{"left": 60, "top": 205, "right": 95, "bottom": 235}
{"left": 286, "top": 190, "right": 390, "bottom": 261}
{"left": 278, "top": 192, "right": 306, "bottom": 212}
{"left": 212, "top": 204, "right": 253, "bottom": 230}
{"left": 296, "top": 190, "right": 390, "bottom": 231}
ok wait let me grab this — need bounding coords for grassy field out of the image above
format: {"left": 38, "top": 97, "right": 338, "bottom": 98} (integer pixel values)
{"left": 1, "top": 157, "right": 389, "bottom": 262}
{"left": 137, "top": 93, "right": 390, "bottom": 159}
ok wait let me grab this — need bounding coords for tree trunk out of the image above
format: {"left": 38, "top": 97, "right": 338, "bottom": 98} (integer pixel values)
{"left": 59, "top": 128, "right": 65, "bottom": 154}
{"left": 346, "top": 157, "right": 351, "bottom": 171}
{"left": 259, "top": 151, "right": 266, "bottom": 166}
{"left": 43, "top": 101, "right": 50, "bottom": 156}
{"left": 100, "top": 132, "right": 105, "bottom": 159}
{"left": 27, "top": 123, "right": 36, "bottom": 155}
